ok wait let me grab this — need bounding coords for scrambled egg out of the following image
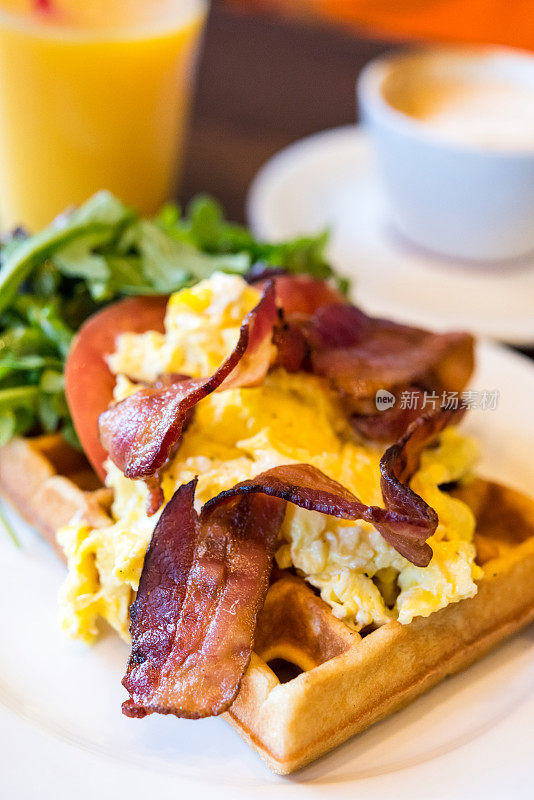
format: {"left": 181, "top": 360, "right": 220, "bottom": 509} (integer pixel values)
{"left": 58, "top": 273, "right": 482, "bottom": 643}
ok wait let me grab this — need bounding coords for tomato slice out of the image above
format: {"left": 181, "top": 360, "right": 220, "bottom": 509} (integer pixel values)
{"left": 64, "top": 296, "right": 168, "bottom": 480}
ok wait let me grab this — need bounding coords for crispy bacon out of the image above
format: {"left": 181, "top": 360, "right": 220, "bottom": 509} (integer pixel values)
{"left": 122, "top": 479, "right": 286, "bottom": 719}
{"left": 122, "top": 408, "right": 453, "bottom": 720}
{"left": 272, "top": 293, "right": 474, "bottom": 439}
{"left": 204, "top": 408, "right": 460, "bottom": 569}
{"left": 99, "top": 282, "right": 277, "bottom": 510}
{"left": 205, "top": 453, "right": 435, "bottom": 568}
{"left": 381, "top": 406, "right": 465, "bottom": 486}
{"left": 260, "top": 274, "right": 347, "bottom": 316}
{"left": 204, "top": 462, "right": 435, "bottom": 566}
{"left": 352, "top": 387, "right": 428, "bottom": 441}
{"left": 378, "top": 407, "right": 465, "bottom": 561}
{"left": 308, "top": 304, "right": 474, "bottom": 402}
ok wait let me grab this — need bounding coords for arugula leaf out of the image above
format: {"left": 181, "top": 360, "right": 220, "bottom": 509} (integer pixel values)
{"left": 157, "top": 196, "right": 345, "bottom": 291}
{"left": 0, "top": 191, "right": 132, "bottom": 315}
{"left": 124, "top": 219, "right": 250, "bottom": 293}
{"left": 54, "top": 232, "right": 111, "bottom": 282}
{"left": 14, "top": 297, "right": 74, "bottom": 359}
{"left": 176, "top": 195, "right": 257, "bottom": 254}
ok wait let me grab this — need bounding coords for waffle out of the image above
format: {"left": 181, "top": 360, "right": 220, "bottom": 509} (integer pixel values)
{"left": 2, "top": 434, "right": 534, "bottom": 774}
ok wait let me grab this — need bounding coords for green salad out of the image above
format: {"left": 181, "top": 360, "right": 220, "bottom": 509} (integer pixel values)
{"left": 0, "top": 191, "right": 345, "bottom": 451}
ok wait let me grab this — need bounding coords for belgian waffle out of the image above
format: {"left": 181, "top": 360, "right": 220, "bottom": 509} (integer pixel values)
{"left": 2, "top": 434, "right": 534, "bottom": 774}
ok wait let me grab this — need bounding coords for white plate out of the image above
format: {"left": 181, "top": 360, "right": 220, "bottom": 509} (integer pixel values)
{"left": 1, "top": 339, "right": 534, "bottom": 800}
{"left": 247, "top": 126, "right": 534, "bottom": 345}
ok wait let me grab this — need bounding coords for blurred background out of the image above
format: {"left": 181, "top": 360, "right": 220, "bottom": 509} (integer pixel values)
{"left": 181, "top": 0, "right": 534, "bottom": 220}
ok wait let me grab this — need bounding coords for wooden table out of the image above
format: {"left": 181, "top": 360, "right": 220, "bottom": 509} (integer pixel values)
{"left": 181, "top": 5, "right": 533, "bottom": 360}
{"left": 181, "top": 5, "right": 391, "bottom": 220}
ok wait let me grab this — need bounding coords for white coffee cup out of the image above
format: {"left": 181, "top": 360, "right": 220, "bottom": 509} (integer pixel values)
{"left": 357, "top": 47, "right": 534, "bottom": 262}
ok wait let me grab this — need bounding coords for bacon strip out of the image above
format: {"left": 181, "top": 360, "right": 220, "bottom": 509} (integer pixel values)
{"left": 261, "top": 274, "right": 347, "bottom": 316}
{"left": 205, "top": 408, "right": 461, "bottom": 568}
{"left": 122, "top": 479, "right": 286, "bottom": 719}
{"left": 272, "top": 292, "right": 474, "bottom": 440}
{"left": 352, "top": 387, "right": 428, "bottom": 441}
{"left": 99, "top": 282, "right": 277, "bottom": 510}
{"left": 308, "top": 304, "right": 474, "bottom": 402}
{"left": 205, "top": 462, "right": 435, "bottom": 566}
{"left": 122, "top": 407, "right": 453, "bottom": 720}
{"left": 205, "top": 461, "right": 433, "bottom": 568}
{"left": 378, "top": 406, "right": 466, "bottom": 561}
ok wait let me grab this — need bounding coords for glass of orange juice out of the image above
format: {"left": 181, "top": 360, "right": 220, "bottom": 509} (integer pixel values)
{"left": 0, "top": 0, "right": 208, "bottom": 231}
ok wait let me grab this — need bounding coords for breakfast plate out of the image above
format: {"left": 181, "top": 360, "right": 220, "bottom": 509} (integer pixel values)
{"left": 247, "top": 125, "right": 534, "bottom": 346}
{"left": 2, "top": 337, "right": 534, "bottom": 800}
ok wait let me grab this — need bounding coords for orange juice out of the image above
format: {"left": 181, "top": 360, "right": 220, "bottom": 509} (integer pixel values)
{"left": 0, "top": 0, "right": 207, "bottom": 231}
